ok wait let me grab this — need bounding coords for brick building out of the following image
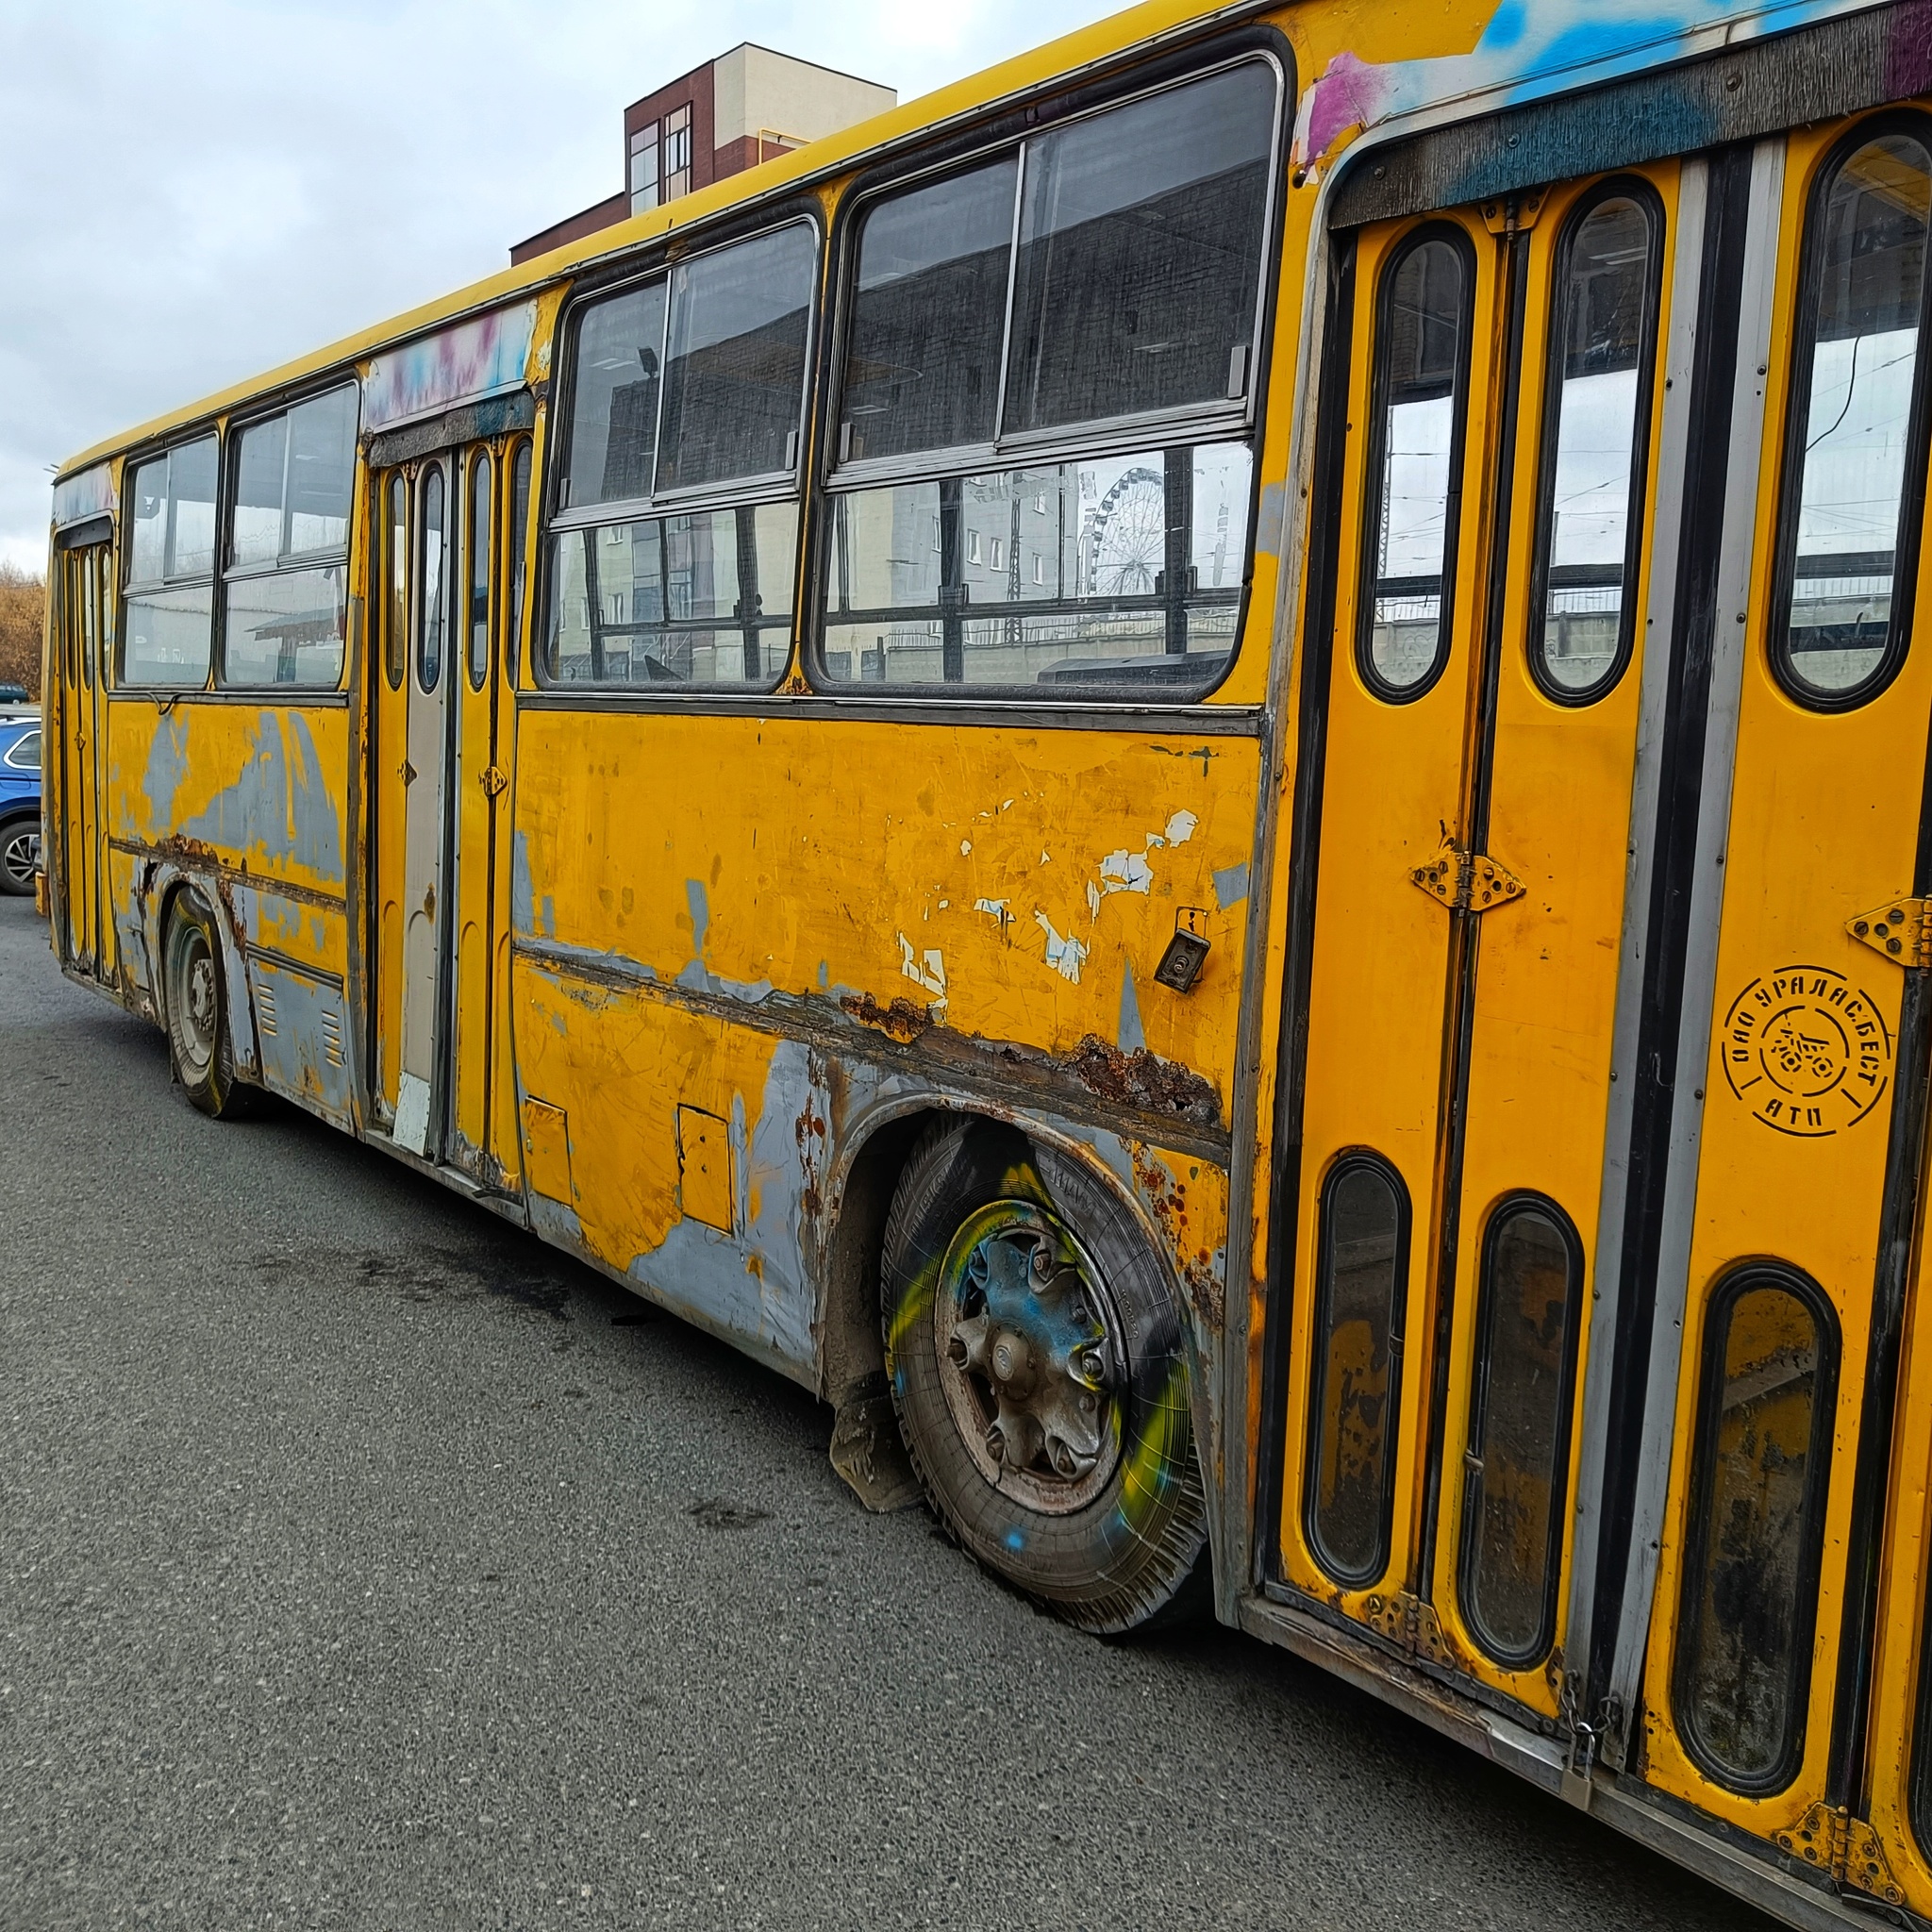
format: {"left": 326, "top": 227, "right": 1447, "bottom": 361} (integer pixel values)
{"left": 510, "top": 44, "right": 895, "bottom": 265}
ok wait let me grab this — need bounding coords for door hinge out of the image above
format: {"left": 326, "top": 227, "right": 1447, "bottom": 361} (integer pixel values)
{"left": 1774, "top": 1803, "right": 1906, "bottom": 1907}
{"left": 399, "top": 758, "right": 418, "bottom": 786}
{"left": 1848, "top": 898, "right": 1932, "bottom": 969}
{"left": 481, "top": 764, "right": 508, "bottom": 797}
{"left": 1362, "top": 1590, "right": 1457, "bottom": 1668}
{"left": 1410, "top": 837, "right": 1525, "bottom": 914}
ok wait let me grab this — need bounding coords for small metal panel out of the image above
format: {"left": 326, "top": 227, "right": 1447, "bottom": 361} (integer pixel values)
{"left": 246, "top": 954, "right": 354, "bottom": 1126}
{"left": 676, "top": 1105, "right": 736, "bottom": 1234}
{"left": 1774, "top": 1803, "right": 1907, "bottom": 1908}
{"left": 520, "top": 1096, "right": 575, "bottom": 1208}
{"left": 366, "top": 391, "right": 537, "bottom": 470}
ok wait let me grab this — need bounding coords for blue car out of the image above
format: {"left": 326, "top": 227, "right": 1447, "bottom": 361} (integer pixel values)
{"left": 0, "top": 709, "right": 42, "bottom": 896}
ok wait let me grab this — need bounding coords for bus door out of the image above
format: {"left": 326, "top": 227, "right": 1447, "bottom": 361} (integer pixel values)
{"left": 57, "top": 538, "right": 109, "bottom": 975}
{"left": 1620, "top": 117, "right": 1932, "bottom": 1899}
{"left": 372, "top": 441, "right": 520, "bottom": 1174}
{"left": 1273, "top": 165, "right": 1683, "bottom": 1727}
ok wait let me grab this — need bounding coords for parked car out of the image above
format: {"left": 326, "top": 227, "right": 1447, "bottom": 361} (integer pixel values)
{"left": 0, "top": 711, "right": 42, "bottom": 895}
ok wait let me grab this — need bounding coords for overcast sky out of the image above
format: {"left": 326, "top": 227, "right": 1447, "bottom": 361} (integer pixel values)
{"left": 0, "top": 0, "right": 1103, "bottom": 572}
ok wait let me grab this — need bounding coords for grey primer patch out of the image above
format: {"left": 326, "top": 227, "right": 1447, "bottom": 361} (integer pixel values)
{"left": 1213, "top": 861, "right": 1249, "bottom": 909}
{"left": 1117, "top": 960, "right": 1146, "bottom": 1056}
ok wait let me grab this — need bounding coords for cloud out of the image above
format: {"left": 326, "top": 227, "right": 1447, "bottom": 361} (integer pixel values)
{"left": 0, "top": 0, "right": 1101, "bottom": 570}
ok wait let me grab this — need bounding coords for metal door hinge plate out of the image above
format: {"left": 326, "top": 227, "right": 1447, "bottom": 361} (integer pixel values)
{"left": 1849, "top": 898, "right": 1932, "bottom": 969}
{"left": 1411, "top": 838, "right": 1524, "bottom": 914}
{"left": 481, "top": 764, "right": 508, "bottom": 797}
{"left": 1361, "top": 1590, "right": 1457, "bottom": 1668}
{"left": 1774, "top": 1803, "right": 1905, "bottom": 1906}
{"left": 399, "top": 758, "right": 418, "bottom": 786}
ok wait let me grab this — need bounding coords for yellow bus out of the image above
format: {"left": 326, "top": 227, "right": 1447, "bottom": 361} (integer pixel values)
{"left": 40, "top": 0, "right": 1932, "bottom": 1920}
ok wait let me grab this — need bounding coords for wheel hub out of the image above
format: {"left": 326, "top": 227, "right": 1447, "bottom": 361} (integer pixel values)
{"left": 933, "top": 1200, "right": 1123, "bottom": 1513}
{"left": 178, "top": 936, "right": 217, "bottom": 1072}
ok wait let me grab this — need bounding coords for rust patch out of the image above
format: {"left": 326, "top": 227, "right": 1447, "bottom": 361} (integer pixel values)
{"left": 795, "top": 1048, "right": 831, "bottom": 1231}
{"left": 840, "top": 991, "right": 932, "bottom": 1043}
{"left": 1068, "top": 1035, "right": 1219, "bottom": 1129}
{"left": 1130, "top": 1143, "right": 1223, "bottom": 1328}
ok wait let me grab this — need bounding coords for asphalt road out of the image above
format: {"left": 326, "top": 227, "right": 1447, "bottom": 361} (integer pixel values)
{"left": 0, "top": 891, "right": 1774, "bottom": 1932}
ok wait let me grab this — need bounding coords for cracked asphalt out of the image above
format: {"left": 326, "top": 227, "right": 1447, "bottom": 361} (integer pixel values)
{"left": 0, "top": 892, "right": 1771, "bottom": 1930}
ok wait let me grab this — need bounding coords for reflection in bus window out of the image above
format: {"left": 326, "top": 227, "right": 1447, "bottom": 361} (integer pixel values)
{"left": 508, "top": 441, "right": 532, "bottom": 683}
{"left": 1359, "top": 231, "right": 1472, "bottom": 696}
{"left": 1003, "top": 62, "right": 1276, "bottom": 435}
{"left": 1534, "top": 193, "right": 1657, "bottom": 699}
{"left": 1777, "top": 130, "right": 1932, "bottom": 702}
{"left": 821, "top": 444, "right": 1250, "bottom": 688}
{"left": 468, "top": 453, "right": 492, "bottom": 691}
{"left": 418, "top": 465, "right": 445, "bottom": 693}
{"left": 1674, "top": 1270, "right": 1837, "bottom": 1793}
{"left": 221, "top": 385, "right": 356, "bottom": 687}
{"left": 841, "top": 157, "right": 1019, "bottom": 463}
{"left": 386, "top": 475, "right": 408, "bottom": 692}
{"left": 1458, "top": 1197, "right": 1582, "bottom": 1666}
{"left": 1305, "top": 1155, "right": 1409, "bottom": 1586}
{"left": 125, "top": 435, "right": 220, "bottom": 688}
{"left": 545, "top": 501, "right": 797, "bottom": 686}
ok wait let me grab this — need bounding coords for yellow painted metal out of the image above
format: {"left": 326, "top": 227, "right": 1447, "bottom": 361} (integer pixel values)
{"left": 1275, "top": 207, "right": 1500, "bottom": 1636}
{"left": 1638, "top": 114, "right": 1932, "bottom": 1854}
{"left": 1277, "top": 162, "right": 1678, "bottom": 1724}
{"left": 677, "top": 1107, "right": 736, "bottom": 1235}
{"left": 372, "top": 466, "right": 411, "bottom": 1125}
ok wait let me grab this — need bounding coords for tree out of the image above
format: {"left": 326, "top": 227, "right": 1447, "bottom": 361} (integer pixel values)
{"left": 0, "top": 560, "right": 45, "bottom": 699}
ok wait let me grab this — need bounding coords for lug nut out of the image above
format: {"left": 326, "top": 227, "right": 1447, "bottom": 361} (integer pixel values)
{"left": 985, "top": 1426, "right": 1006, "bottom": 1463}
{"left": 946, "top": 1335, "right": 969, "bottom": 1366}
{"left": 1050, "top": 1439, "right": 1078, "bottom": 1477}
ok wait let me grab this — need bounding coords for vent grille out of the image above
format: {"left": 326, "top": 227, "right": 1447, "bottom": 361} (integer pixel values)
{"left": 256, "top": 983, "right": 277, "bottom": 1037}
{"left": 321, "top": 1008, "right": 344, "bottom": 1068}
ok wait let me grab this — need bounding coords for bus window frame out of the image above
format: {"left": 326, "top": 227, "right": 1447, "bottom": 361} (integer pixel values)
{"left": 1766, "top": 108, "right": 1932, "bottom": 715}
{"left": 805, "top": 40, "right": 1291, "bottom": 704}
{"left": 216, "top": 378, "right": 358, "bottom": 694}
{"left": 534, "top": 208, "right": 823, "bottom": 697}
{"left": 1522, "top": 175, "right": 1667, "bottom": 709}
{"left": 120, "top": 428, "right": 223, "bottom": 691}
{"left": 1353, "top": 219, "right": 1478, "bottom": 707}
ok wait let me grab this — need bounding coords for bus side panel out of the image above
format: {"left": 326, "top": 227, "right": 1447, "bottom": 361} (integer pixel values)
{"left": 508, "top": 708, "right": 1254, "bottom": 1371}
{"left": 106, "top": 696, "right": 354, "bottom": 1118}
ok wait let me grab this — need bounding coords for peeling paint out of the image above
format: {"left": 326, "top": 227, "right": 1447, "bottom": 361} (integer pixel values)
{"left": 1035, "top": 913, "right": 1088, "bottom": 985}
{"left": 1100, "top": 850, "right": 1154, "bottom": 895}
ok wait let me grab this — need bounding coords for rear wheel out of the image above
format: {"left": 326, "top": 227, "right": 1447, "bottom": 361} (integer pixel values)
{"left": 163, "top": 890, "right": 250, "bottom": 1119}
{"left": 0, "top": 816, "right": 38, "bottom": 896}
{"left": 882, "top": 1116, "right": 1208, "bottom": 1633}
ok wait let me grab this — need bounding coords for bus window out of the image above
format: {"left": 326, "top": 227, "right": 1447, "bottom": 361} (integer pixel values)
{"left": 1305, "top": 1154, "right": 1410, "bottom": 1587}
{"left": 1358, "top": 228, "right": 1474, "bottom": 699}
{"left": 1457, "top": 1197, "right": 1582, "bottom": 1667}
{"left": 507, "top": 441, "right": 531, "bottom": 685}
{"left": 124, "top": 435, "right": 218, "bottom": 688}
{"left": 418, "top": 465, "right": 446, "bottom": 693}
{"left": 823, "top": 58, "right": 1278, "bottom": 694}
{"left": 1530, "top": 189, "right": 1661, "bottom": 702}
{"left": 1673, "top": 1269, "right": 1838, "bottom": 1793}
{"left": 221, "top": 385, "right": 355, "bottom": 688}
{"left": 840, "top": 155, "right": 1018, "bottom": 462}
{"left": 1774, "top": 125, "right": 1932, "bottom": 706}
{"left": 467, "top": 452, "right": 491, "bottom": 691}
{"left": 822, "top": 444, "right": 1249, "bottom": 686}
{"left": 386, "top": 474, "right": 408, "bottom": 691}
{"left": 545, "top": 221, "right": 814, "bottom": 689}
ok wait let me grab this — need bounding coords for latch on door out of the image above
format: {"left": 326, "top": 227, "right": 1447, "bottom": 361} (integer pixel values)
{"left": 1774, "top": 1803, "right": 1905, "bottom": 1906}
{"left": 1410, "top": 837, "right": 1525, "bottom": 913}
{"left": 481, "top": 764, "right": 508, "bottom": 797}
{"left": 1848, "top": 898, "right": 1932, "bottom": 968}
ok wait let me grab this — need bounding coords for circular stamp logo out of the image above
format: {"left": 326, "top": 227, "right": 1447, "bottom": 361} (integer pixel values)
{"left": 1721, "top": 966, "right": 1891, "bottom": 1137}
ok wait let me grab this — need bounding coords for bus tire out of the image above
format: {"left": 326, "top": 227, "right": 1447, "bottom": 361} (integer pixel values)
{"left": 881, "top": 1115, "right": 1208, "bottom": 1634}
{"left": 163, "top": 889, "right": 251, "bottom": 1120}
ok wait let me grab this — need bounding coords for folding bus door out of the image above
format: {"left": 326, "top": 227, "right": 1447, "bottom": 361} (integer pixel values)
{"left": 57, "top": 540, "right": 109, "bottom": 976}
{"left": 370, "top": 440, "right": 520, "bottom": 1176}
{"left": 1273, "top": 162, "right": 1690, "bottom": 1729}
{"left": 1624, "top": 113, "right": 1932, "bottom": 1912}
